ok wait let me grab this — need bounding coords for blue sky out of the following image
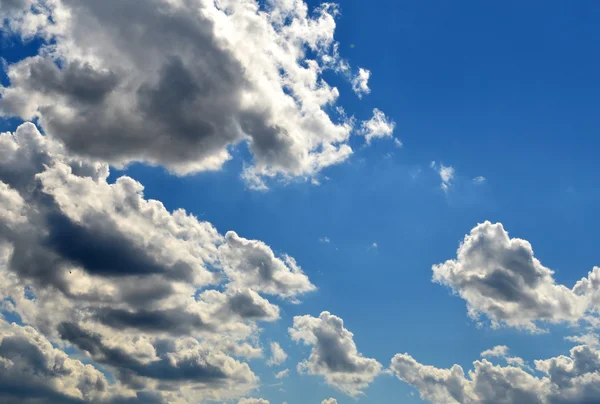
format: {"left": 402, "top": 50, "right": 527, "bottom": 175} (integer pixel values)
{"left": 1, "top": 1, "right": 600, "bottom": 403}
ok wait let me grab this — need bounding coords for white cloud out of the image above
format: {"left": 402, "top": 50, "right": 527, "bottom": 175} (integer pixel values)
{"left": 565, "top": 333, "right": 600, "bottom": 347}
{"left": 431, "top": 161, "right": 455, "bottom": 192}
{"left": 394, "top": 138, "right": 403, "bottom": 148}
{"left": 319, "top": 237, "right": 331, "bottom": 243}
{"left": 322, "top": 399, "right": 338, "bottom": 404}
{"left": 359, "top": 108, "right": 396, "bottom": 144}
{"left": 481, "top": 345, "right": 509, "bottom": 358}
{"left": 275, "top": 368, "right": 290, "bottom": 379}
{"left": 0, "top": 0, "right": 393, "bottom": 189}
{"left": 472, "top": 176, "right": 486, "bottom": 184}
{"left": 351, "top": 67, "right": 371, "bottom": 98}
{"left": 432, "top": 221, "right": 596, "bottom": 331}
{"left": 391, "top": 340, "right": 600, "bottom": 404}
{"left": 290, "top": 311, "right": 382, "bottom": 396}
{"left": 219, "top": 231, "right": 316, "bottom": 299}
{"left": 238, "top": 399, "right": 270, "bottom": 404}
{"left": 267, "top": 342, "right": 288, "bottom": 366}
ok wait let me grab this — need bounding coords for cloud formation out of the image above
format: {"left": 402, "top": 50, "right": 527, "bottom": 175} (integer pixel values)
{"left": 431, "top": 161, "right": 454, "bottom": 192}
{"left": 0, "top": 0, "right": 392, "bottom": 188}
{"left": 289, "top": 311, "right": 382, "bottom": 396}
{"left": 359, "top": 108, "right": 396, "bottom": 144}
{"left": 238, "top": 399, "right": 270, "bottom": 404}
{"left": 351, "top": 68, "right": 371, "bottom": 98}
{"left": 0, "top": 123, "right": 315, "bottom": 402}
{"left": 432, "top": 221, "right": 596, "bottom": 331}
{"left": 390, "top": 341, "right": 600, "bottom": 404}
{"left": 267, "top": 342, "right": 288, "bottom": 367}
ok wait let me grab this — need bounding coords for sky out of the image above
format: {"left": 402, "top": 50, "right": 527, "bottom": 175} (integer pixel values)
{"left": 1, "top": 1, "right": 600, "bottom": 403}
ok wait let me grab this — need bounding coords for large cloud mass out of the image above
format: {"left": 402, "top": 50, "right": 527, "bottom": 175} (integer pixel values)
{"left": 0, "top": 0, "right": 393, "bottom": 187}
{"left": 0, "top": 123, "right": 315, "bottom": 402}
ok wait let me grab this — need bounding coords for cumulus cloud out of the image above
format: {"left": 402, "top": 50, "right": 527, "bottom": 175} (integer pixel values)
{"left": 0, "top": 0, "right": 394, "bottom": 187}
{"left": 359, "top": 108, "right": 396, "bottom": 144}
{"left": 267, "top": 342, "right": 288, "bottom": 367}
{"left": 322, "top": 399, "right": 338, "bottom": 404}
{"left": 432, "top": 221, "right": 595, "bottom": 331}
{"left": 0, "top": 122, "right": 316, "bottom": 402}
{"left": 351, "top": 68, "right": 371, "bottom": 98}
{"left": 391, "top": 340, "right": 600, "bottom": 404}
{"left": 219, "top": 232, "right": 315, "bottom": 299}
{"left": 275, "top": 369, "right": 290, "bottom": 379}
{"left": 472, "top": 176, "right": 486, "bottom": 184}
{"left": 289, "top": 311, "right": 382, "bottom": 396}
{"left": 0, "top": 319, "right": 111, "bottom": 404}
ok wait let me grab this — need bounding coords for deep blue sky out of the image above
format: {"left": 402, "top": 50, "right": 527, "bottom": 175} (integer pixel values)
{"left": 2, "top": 1, "right": 600, "bottom": 403}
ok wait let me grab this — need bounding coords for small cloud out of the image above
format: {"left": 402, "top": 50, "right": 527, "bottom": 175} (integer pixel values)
{"left": 319, "top": 237, "right": 331, "bottom": 243}
{"left": 481, "top": 345, "right": 509, "bottom": 358}
{"left": 371, "top": 242, "right": 378, "bottom": 249}
{"left": 275, "top": 369, "right": 290, "bottom": 379}
{"left": 472, "top": 176, "right": 486, "bottom": 184}
{"left": 565, "top": 333, "right": 599, "bottom": 347}
{"left": 431, "top": 161, "right": 454, "bottom": 192}
{"left": 267, "top": 342, "right": 287, "bottom": 366}
{"left": 359, "top": 108, "right": 396, "bottom": 144}
{"left": 393, "top": 138, "right": 403, "bottom": 148}
{"left": 351, "top": 67, "right": 371, "bottom": 98}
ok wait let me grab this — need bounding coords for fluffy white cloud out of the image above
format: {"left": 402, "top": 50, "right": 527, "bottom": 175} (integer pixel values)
{"left": 391, "top": 340, "right": 600, "bottom": 404}
{"left": 267, "top": 342, "right": 288, "bottom": 366}
{"left": 0, "top": 122, "right": 316, "bottom": 402}
{"left": 289, "top": 311, "right": 382, "bottom": 396}
{"left": 359, "top": 108, "right": 396, "bottom": 144}
{"left": 351, "top": 68, "right": 371, "bottom": 98}
{"left": 0, "top": 0, "right": 394, "bottom": 188}
{"left": 321, "top": 399, "right": 338, "bottom": 404}
{"left": 432, "top": 221, "right": 595, "bottom": 331}
{"left": 275, "top": 368, "right": 290, "bottom": 379}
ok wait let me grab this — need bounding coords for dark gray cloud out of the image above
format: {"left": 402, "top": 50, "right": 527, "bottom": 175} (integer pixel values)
{"left": 93, "top": 308, "right": 211, "bottom": 335}
{"left": 44, "top": 211, "right": 192, "bottom": 280}
{"left": 58, "top": 322, "right": 228, "bottom": 383}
